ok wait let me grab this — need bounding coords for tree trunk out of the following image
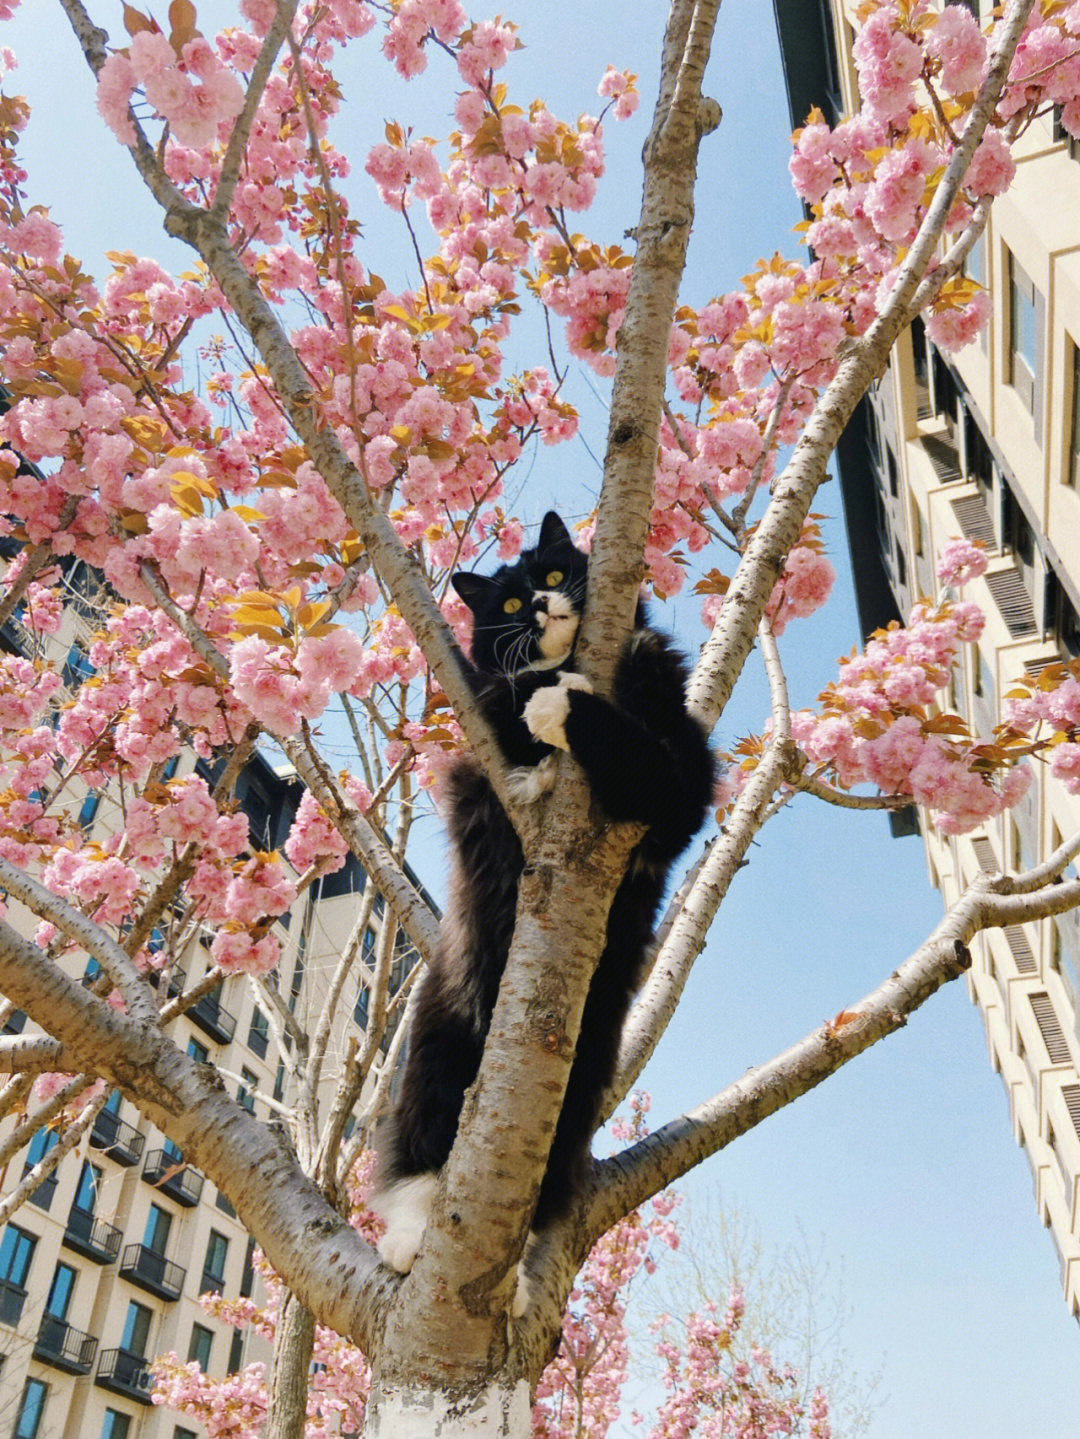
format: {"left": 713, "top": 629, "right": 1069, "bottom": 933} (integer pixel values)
{"left": 362, "top": 1373, "right": 531, "bottom": 1438}
{"left": 265, "top": 1292, "right": 316, "bottom": 1439}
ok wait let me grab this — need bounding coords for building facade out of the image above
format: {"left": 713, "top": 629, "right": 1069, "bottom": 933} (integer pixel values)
{"left": 774, "top": 0, "right": 1080, "bottom": 1320}
{"left": 0, "top": 559, "right": 426, "bottom": 1438}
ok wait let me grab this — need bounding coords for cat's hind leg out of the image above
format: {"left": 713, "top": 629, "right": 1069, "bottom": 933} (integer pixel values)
{"left": 369, "top": 1172, "right": 439, "bottom": 1273}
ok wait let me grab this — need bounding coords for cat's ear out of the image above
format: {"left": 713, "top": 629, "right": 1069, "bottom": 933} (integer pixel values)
{"left": 451, "top": 571, "right": 495, "bottom": 612}
{"left": 538, "top": 511, "right": 573, "bottom": 553}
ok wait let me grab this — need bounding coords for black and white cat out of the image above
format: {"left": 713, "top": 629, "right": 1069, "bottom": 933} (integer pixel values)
{"left": 370, "top": 512, "right": 714, "bottom": 1280}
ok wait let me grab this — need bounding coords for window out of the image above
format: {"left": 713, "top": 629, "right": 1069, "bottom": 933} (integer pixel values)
{"left": 0, "top": 1224, "right": 36, "bottom": 1285}
{"left": 13, "top": 1378, "right": 47, "bottom": 1439}
{"left": 1008, "top": 252, "right": 1038, "bottom": 414}
{"left": 25, "top": 1127, "right": 59, "bottom": 1168}
{"left": 237, "top": 1068, "right": 258, "bottom": 1114}
{"left": 143, "top": 1203, "right": 172, "bottom": 1256}
{"left": 78, "top": 791, "right": 101, "bottom": 829}
{"left": 61, "top": 642, "right": 95, "bottom": 690}
{"left": 240, "top": 1236, "right": 256, "bottom": 1299}
{"left": 100, "top": 1412, "right": 131, "bottom": 1439}
{"left": 202, "top": 1230, "right": 229, "bottom": 1293}
{"left": 227, "top": 1328, "right": 245, "bottom": 1374}
{"left": 73, "top": 1160, "right": 101, "bottom": 1215}
{"left": 247, "top": 1006, "right": 269, "bottom": 1058}
{"left": 188, "top": 1321, "right": 214, "bottom": 1370}
{"left": 23, "top": 1127, "right": 59, "bottom": 1211}
{"left": 188, "top": 1036, "right": 209, "bottom": 1064}
{"left": 100, "top": 1411, "right": 131, "bottom": 1439}
{"left": 121, "top": 1300, "right": 152, "bottom": 1357}
{"left": 911, "top": 501, "right": 925, "bottom": 559}
{"left": 45, "top": 1261, "right": 76, "bottom": 1320}
{"left": 175, "top": 1430, "right": 198, "bottom": 1439}
{"left": 963, "top": 231, "right": 984, "bottom": 285}
{"left": 273, "top": 1061, "right": 285, "bottom": 1102}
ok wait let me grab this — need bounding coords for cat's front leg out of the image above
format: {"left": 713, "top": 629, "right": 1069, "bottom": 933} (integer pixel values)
{"left": 522, "top": 672, "right": 593, "bottom": 751}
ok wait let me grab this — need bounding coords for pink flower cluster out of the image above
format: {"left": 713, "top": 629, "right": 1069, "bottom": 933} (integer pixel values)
{"left": 284, "top": 791, "right": 349, "bottom": 875}
{"left": 769, "top": 596, "right": 1047, "bottom": 834}
{"left": 936, "top": 536, "right": 990, "bottom": 588}
{"left": 1004, "top": 664, "right": 1080, "bottom": 795}
{"left": 649, "top": 1285, "right": 829, "bottom": 1439}
{"left": 97, "top": 32, "right": 244, "bottom": 150}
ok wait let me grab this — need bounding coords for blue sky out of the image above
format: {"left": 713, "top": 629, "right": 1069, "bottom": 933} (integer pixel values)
{"left": 3, "top": 2, "right": 1078, "bottom": 1434}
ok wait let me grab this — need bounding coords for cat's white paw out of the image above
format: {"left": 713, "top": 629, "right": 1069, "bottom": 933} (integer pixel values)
{"left": 507, "top": 754, "right": 557, "bottom": 804}
{"left": 370, "top": 1173, "right": 438, "bottom": 1273}
{"left": 512, "top": 1262, "right": 534, "bottom": 1319}
{"left": 557, "top": 670, "right": 593, "bottom": 694}
{"left": 524, "top": 673, "right": 592, "bottom": 750}
{"left": 523, "top": 685, "right": 572, "bottom": 750}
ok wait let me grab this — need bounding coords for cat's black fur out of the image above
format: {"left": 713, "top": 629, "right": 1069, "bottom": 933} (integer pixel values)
{"left": 379, "top": 512, "right": 714, "bottom": 1234}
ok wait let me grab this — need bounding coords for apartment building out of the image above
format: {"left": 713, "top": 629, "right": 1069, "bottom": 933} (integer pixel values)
{"left": 774, "top": 0, "right": 1080, "bottom": 1320}
{"left": 0, "top": 554, "right": 428, "bottom": 1438}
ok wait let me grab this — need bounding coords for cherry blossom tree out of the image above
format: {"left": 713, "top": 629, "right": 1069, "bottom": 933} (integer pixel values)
{"left": 2, "top": 0, "right": 1080, "bottom": 1434}
{"left": 153, "top": 1105, "right": 835, "bottom": 1439}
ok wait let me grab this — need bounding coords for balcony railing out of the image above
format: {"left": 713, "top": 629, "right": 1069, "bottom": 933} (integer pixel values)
{"left": 63, "top": 1205, "right": 122, "bottom": 1264}
{"left": 34, "top": 1314, "right": 99, "bottom": 1374}
{"left": 0, "top": 1277, "right": 27, "bottom": 1327}
{"left": 118, "top": 1243, "right": 185, "bottom": 1301}
{"left": 96, "top": 1348, "right": 155, "bottom": 1405}
{"left": 189, "top": 991, "right": 237, "bottom": 1044}
{"left": 90, "top": 1108, "right": 145, "bottom": 1167}
{"left": 142, "top": 1149, "right": 204, "bottom": 1207}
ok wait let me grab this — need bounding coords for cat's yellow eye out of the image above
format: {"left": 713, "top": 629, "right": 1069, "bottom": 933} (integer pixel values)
{"left": 503, "top": 597, "right": 523, "bottom": 614}
{"left": 545, "top": 570, "right": 564, "bottom": 587}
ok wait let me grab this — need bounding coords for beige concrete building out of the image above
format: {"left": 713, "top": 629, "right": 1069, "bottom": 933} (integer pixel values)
{"left": 775, "top": 0, "right": 1080, "bottom": 1321}
{"left": 0, "top": 559, "right": 425, "bottom": 1438}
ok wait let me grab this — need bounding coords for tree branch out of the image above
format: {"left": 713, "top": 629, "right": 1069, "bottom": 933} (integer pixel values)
{"left": 0, "top": 916, "right": 394, "bottom": 1351}
{"left": 0, "top": 855, "right": 158, "bottom": 1024}
{"left": 685, "top": 0, "right": 1035, "bottom": 741}
{"left": 0, "top": 1085, "right": 103, "bottom": 1226}
{"left": 587, "top": 870, "right": 1080, "bottom": 1235}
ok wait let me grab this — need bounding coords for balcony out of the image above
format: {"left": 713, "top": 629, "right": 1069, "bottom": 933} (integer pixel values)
{"left": 119, "top": 1243, "right": 185, "bottom": 1301}
{"left": 34, "top": 1315, "right": 98, "bottom": 1375}
{"left": 90, "top": 1109, "right": 145, "bottom": 1167}
{"left": 96, "top": 1348, "right": 155, "bottom": 1406}
{"left": 142, "top": 1149, "right": 204, "bottom": 1207}
{"left": 189, "top": 991, "right": 237, "bottom": 1044}
{"left": 0, "top": 1277, "right": 27, "bottom": 1327}
{"left": 63, "top": 1205, "right": 121, "bottom": 1264}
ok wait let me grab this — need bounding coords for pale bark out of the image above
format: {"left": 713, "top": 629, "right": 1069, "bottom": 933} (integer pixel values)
{"left": 578, "top": 0, "right": 722, "bottom": 692}
{"left": 0, "top": 1034, "right": 65, "bottom": 1073}
{"left": 363, "top": 1378, "right": 531, "bottom": 1438}
{"left": 265, "top": 1293, "right": 316, "bottom": 1439}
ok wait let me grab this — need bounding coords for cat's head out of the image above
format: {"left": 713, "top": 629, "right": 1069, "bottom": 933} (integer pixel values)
{"left": 451, "top": 511, "right": 587, "bottom": 677}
